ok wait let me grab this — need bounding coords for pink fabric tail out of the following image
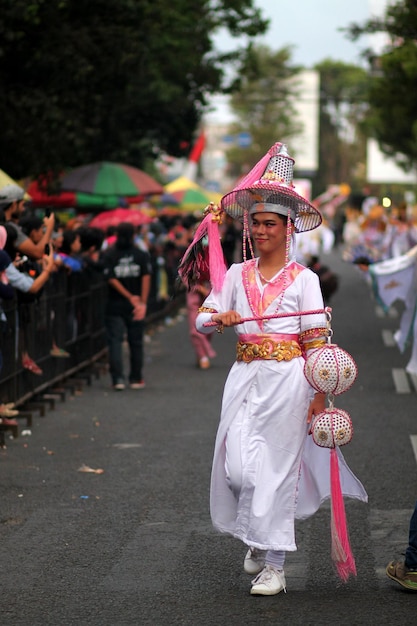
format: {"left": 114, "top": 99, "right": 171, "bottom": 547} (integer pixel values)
{"left": 330, "top": 447, "right": 357, "bottom": 582}
{"left": 206, "top": 217, "right": 226, "bottom": 292}
{"left": 178, "top": 211, "right": 226, "bottom": 292}
{"left": 233, "top": 143, "right": 282, "bottom": 190}
{"left": 177, "top": 213, "right": 211, "bottom": 289}
{"left": 185, "top": 213, "right": 211, "bottom": 252}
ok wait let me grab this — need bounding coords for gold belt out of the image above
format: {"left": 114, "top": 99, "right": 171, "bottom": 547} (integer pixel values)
{"left": 236, "top": 339, "right": 302, "bottom": 363}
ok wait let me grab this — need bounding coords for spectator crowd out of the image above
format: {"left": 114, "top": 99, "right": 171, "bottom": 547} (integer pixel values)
{"left": 0, "top": 181, "right": 242, "bottom": 433}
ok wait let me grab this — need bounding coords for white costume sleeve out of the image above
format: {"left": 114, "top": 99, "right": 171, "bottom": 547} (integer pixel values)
{"left": 195, "top": 264, "right": 240, "bottom": 335}
{"left": 299, "top": 270, "right": 326, "bottom": 333}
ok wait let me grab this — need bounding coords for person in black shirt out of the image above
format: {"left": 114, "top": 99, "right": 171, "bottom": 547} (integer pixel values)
{"left": 101, "top": 222, "right": 152, "bottom": 390}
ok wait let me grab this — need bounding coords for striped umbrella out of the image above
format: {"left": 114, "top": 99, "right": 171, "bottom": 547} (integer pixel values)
{"left": 164, "top": 176, "right": 221, "bottom": 212}
{"left": 169, "top": 187, "right": 214, "bottom": 212}
{"left": 26, "top": 179, "right": 124, "bottom": 209}
{"left": 61, "top": 162, "right": 163, "bottom": 197}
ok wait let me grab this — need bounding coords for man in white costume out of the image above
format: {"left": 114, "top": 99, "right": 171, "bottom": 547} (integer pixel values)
{"left": 195, "top": 143, "right": 367, "bottom": 596}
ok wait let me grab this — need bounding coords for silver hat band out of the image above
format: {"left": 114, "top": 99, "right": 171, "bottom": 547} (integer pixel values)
{"left": 249, "top": 202, "right": 295, "bottom": 221}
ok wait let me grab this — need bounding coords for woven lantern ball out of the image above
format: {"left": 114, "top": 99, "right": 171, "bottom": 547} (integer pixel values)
{"left": 304, "top": 344, "right": 358, "bottom": 395}
{"left": 311, "top": 408, "right": 353, "bottom": 448}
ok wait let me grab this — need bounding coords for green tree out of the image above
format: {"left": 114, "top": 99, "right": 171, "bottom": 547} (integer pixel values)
{"left": 225, "top": 45, "right": 302, "bottom": 179}
{"left": 0, "top": 0, "right": 268, "bottom": 179}
{"left": 314, "top": 60, "right": 369, "bottom": 192}
{"left": 346, "top": 0, "right": 417, "bottom": 170}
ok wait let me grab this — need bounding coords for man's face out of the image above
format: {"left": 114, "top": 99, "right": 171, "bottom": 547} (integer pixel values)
{"left": 53, "top": 233, "right": 64, "bottom": 249}
{"left": 71, "top": 235, "right": 82, "bottom": 254}
{"left": 250, "top": 212, "right": 291, "bottom": 254}
{"left": 30, "top": 226, "right": 44, "bottom": 244}
{"left": 10, "top": 199, "right": 25, "bottom": 220}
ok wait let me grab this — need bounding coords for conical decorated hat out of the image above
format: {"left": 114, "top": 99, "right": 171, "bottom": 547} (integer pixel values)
{"left": 221, "top": 142, "right": 322, "bottom": 233}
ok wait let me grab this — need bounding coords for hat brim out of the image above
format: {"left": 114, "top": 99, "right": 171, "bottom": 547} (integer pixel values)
{"left": 221, "top": 182, "right": 322, "bottom": 233}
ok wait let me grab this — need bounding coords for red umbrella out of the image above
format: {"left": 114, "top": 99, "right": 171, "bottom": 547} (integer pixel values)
{"left": 89, "top": 208, "right": 154, "bottom": 230}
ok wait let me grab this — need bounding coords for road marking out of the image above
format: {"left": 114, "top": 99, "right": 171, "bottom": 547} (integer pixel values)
{"left": 392, "top": 368, "right": 411, "bottom": 393}
{"left": 382, "top": 330, "right": 396, "bottom": 347}
{"left": 410, "top": 435, "right": 417, "bottom": 464}
{"left": 375, "top": 305, "right": 398, "bottom": 319}
{"left": 409, "top": 374, "right": 417, "bottom": 394}
{"left": 375, "top": 306, "right": 385, "bottom": 318}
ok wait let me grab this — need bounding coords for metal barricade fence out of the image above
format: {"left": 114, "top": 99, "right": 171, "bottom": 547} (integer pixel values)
{"left": 0, "top": 269, "right": 184, "bottom": 407}
{"left": 0, "top": 269, "right": 108, "bottom": 406}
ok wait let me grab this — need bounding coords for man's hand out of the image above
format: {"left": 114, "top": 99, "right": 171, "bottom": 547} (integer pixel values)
{"left": 132, "top": 303, "right": 147, "bottom": 321}
{"left": 307, "top": 393, "right": 326, "bottom": 428}
{"left": 43, "top": 212, "right": 55, "bottom": 231}
{"left": 42, "top": 243, "right": 55, "bottom": 273}
{"left": 211, "top": 310, "right": 242, "bottom": 327}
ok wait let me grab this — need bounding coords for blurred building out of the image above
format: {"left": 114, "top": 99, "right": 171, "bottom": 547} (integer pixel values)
{"left": 201, "top": 70, "right": 320, "bottom": 194}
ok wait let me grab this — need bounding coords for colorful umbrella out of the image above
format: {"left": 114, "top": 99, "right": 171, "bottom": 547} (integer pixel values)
{"left": 61, "top": 162, "right": 164, "bottom": 197}
{"left": 170, "top": 188, "right": 216, "bottom": 212}
{"left": 26, "top": 178, "right": 128, "bottom": 210}
{"left": 149, "top": 192, "right": 179, "bottom": 207}
{"left": 164, "top": 175, "right": 221, "bottom": 211}
{"left": 0, "top": 169, "right": 31, "bottom": 200}
{"left": 205, "top": 189, "right": 223, "bottom": 204}
{"left": 89, "top": 208, "right": 154, "bottom": 230}
{"left": 164, "top": 175, "right": 202, "bottom": 194}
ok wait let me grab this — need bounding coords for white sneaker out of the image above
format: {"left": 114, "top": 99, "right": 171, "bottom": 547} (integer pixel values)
{"left": 130, "top": 381, "right": 145, "bottom": 390}
{"left": 250, "top": 565, "right": 287, "bottom": 596}
{"left": 244, "top": 547, "right": 267, "bottom": 575}
{"left": 113, "top": 382, "right": 125, "bottom": 391}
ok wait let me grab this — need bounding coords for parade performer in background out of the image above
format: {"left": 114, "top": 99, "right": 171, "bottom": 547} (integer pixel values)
{"left": 181, "top": 143, "right": 367, "bottom": 597}
{"left": 367, "top": 244, "right": 417, "bottom": 375}
{"left": 185, "top": 275, "right": 217, "bottom": 369}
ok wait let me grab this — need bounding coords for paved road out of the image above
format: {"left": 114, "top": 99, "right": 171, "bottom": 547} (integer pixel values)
{"left": 1, "top": 249, "right": 416, "bottom": 625}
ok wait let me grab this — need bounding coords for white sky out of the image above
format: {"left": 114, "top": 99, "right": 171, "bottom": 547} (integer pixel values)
{"left": 215, "top": 0, "right": 389, "bottom": 67}
{"left": 207, "top": 0, "right": 389, "bottom": 123}
{"left": 215, "top": 1, "right": 365, "bottom": 67}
